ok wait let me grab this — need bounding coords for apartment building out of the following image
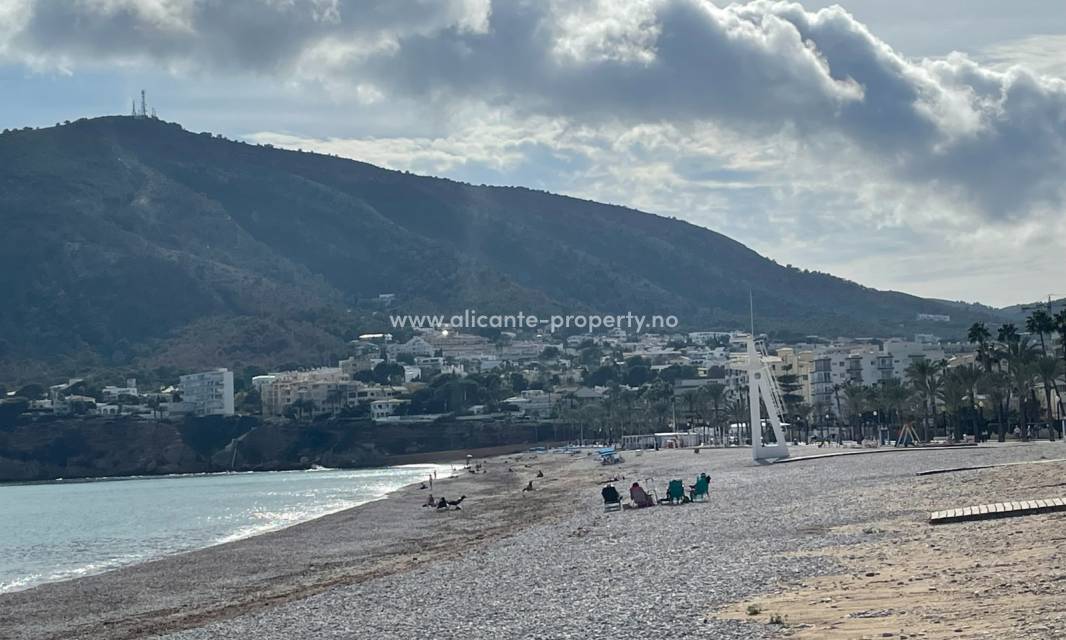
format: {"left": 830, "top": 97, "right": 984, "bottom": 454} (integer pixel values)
{"left": 254, "top": 367, "right": 358, "bottom": 417}
{"left": 179, "top": 369, "right": 234, "bottom": 417}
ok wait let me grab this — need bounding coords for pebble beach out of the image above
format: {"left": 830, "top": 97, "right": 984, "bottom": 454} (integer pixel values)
{"left": 3, "top": 442, "right": 1064, "bottom": 640}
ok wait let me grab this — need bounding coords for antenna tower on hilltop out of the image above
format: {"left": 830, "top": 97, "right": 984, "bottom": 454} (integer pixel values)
{"left": 131, "top": 90, "right": 157, "bottom": 119}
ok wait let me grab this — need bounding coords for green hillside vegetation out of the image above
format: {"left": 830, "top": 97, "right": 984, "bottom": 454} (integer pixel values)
{"left": 0, "top": 116, "right": 1005, "bottom": 382}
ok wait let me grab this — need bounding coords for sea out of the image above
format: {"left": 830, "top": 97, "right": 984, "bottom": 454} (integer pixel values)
{"left": 0, "top": 463, "right": 453, "bottom": 593}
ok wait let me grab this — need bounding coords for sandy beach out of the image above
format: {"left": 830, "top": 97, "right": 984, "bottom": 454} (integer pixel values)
{"left": 2, "top": 443, "right": 1064, "bottom": 640}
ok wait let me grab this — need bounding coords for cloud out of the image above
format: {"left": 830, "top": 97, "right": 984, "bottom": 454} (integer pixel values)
{"left": 980, "top": 34, "right": 1066, "bottom": 79}
{"left": 2, "top": 0, "right": 1065, "bottom": 304}
{"left": 4, "top": 0, "right": 1066, "bottom": 222}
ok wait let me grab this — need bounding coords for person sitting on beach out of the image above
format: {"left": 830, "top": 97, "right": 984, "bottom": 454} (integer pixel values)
{"left": 423, "top": 494, "right": 435, "bottom": 507}
{"left": 601, "top": 484, "right": 620, "bottom": 504}
{"left": 629, "top": 482, "right": 654, "bottom": 508}
{"left": 523, "top": 480, "right": 534, "bottom": 492}
{"left": 436, "top": 497, "right": 448, "bottom": 509}
{"left": 536, "top": 470, "right": 544, "bottom": 478}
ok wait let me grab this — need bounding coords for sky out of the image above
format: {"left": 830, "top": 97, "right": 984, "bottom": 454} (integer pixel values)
{"left": 1, "top": 0, "right": 1064, "bottom": 308}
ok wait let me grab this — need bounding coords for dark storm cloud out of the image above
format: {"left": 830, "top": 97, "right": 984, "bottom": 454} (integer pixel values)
{"left": 4, "top": 0, "right": 1065, "bottom": 218}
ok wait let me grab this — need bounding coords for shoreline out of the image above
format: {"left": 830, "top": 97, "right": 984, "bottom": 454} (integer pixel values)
{"left": 0, "top": 442, "right": 546, "bottom": 486}
{"left": 0, "top": 449, "right": 574, "bottom": 640}
{"left": 3, "top": 443, "right": 1062, "bottom": 640}
{"left": 0, "top": 461, "right": 459, "bottom": 596}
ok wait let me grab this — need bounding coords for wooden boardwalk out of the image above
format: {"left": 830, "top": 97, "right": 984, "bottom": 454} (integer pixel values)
{"left": 930, "top": 497, "right": 1066, "bottom": 524}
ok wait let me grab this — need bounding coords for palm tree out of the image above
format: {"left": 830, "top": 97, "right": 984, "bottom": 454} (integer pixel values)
{"left": 1055, "top": 309, "right": 1066, "bottom": 365}
{"left": 728, "top": 397, "right": 749, "bottom": 445}
{"left": 1006, "top": 338, "right": 1039, "bottom": 439}
{"left": 980, "top": 371, "right": 1010, "bottom": 442}
{"left": 1026, "top": 310, "right": 1056, "bottom": 357}
{"left": 325, "top": 388, "right": 346, "bottom": 416}
{"left": 616, "top": 386, "right": 637, "bottom": 441}
{"left": 811, "top": 399, "right": 830, "bottom": 443}
{"left": 1057, "top": 308, "right": 1066, "bottom": 414}
{"left": 1034, "top": 356, "right": 1064, "bottom": 434}
{"left": 1027, "top": 311, "right": 1062, "bottom": 425}
{"left": 697, "top": 383, "right": 727, "bottom": 445}
{"left": 147, "top": 396, "right": 163, "bottom": 421}
{"left": 954, "top": 364, "right": 984, "bottom": 441}
{"left": 794, "top": 402, "right": 813, "bottom": 444}
{"left": 831, "top": 383, "right": 846, "bottom": 425}
{"left": 998, "top": 323, "right": 1020, "bottom": 345}
{"left": 940, "top": 369, "right": 968, "bottom": 441}
{"left": 877, "top": 379, "right": 911, "bottom": 438}
{"left": 841, "top": 383, "right": 868, "bottom": 441}
{"left": 906, "top": 358, "right": 943, "bottom": 441}
{"left": 968, "top": 322, "right": 993, "bottom": 372}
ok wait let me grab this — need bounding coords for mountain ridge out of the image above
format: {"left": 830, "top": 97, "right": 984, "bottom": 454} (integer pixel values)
{"left": 0, "top": 116, "right": 1006, "bottom": 381}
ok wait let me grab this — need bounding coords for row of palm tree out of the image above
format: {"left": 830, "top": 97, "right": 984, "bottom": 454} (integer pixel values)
{"left": 582, "top": 312, "right": 1062, "bottom": 447}
{"left": 821, "top": 316, "right": 1065, "bottom": 444}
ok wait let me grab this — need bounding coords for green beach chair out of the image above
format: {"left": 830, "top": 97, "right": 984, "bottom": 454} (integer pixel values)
{"left": 666, "top": 479, "right": 685, "bottom": 504}
{"left": 690, "top": 476, "right": 709, "bottom": 501}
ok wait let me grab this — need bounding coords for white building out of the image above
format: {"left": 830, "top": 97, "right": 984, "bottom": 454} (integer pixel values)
{"left": 371, "top": 398, "right": 406, "bottom": 420}
{"left": 501, "top": 389, "right": 554, "bottom": 417}
{"left": 809, "top": 338, "right": 947, "bottom": 414}
{"left": 395, "top": 337, "right": 435, "bottom": 357}
{"left": 424, "top": 331, "right": 493, "bottom": 359}
{"left": 179, "top": 369, "right": 235, "bottom": 417}
{"left": 352, "top": 384, "right": 405, "bottom": 405}
{"left": 880, "top": 339, "right": 946, "bottom": 380}
{"left": 255, "top": 367, "right": 359, "bottom": 417}
{"left": 102, "top": 378, "right": 138, "bottom": 400}
{"left": 440, "top": 363, "right": 465, "bottom": 377}
{"left": 499, "top": 340, "right": 543, "bottom": 361}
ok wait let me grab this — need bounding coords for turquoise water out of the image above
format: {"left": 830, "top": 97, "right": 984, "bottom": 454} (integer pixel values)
{"left": 0, "top": 464, "right": 452, "bottom": 593}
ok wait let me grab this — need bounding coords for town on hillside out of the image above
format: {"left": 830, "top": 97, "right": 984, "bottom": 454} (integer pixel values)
{"left": 4, "top": 308, "right": 1064, "bottom": 446}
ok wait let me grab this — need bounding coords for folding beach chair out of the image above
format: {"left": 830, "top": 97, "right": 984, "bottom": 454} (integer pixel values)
{"left": 666, "top": 479, "right": 685, "bottom": 504}
{"left": 601, "top": 485, "right": 622, "bottom": 512}
{"left": 689, "top": 476, "right": 709, "bottom": 502}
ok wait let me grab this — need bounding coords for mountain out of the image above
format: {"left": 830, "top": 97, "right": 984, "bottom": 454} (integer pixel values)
{"left": 997, "top": 298, "right": 1066, "bottom": 323}
{"left": 0, "top": 116, "right": 1005, "bottom": 381}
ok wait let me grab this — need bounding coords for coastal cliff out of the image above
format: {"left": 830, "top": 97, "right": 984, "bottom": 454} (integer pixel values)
{"left": 0, "top": 416, "right": 555, "bottom": 482}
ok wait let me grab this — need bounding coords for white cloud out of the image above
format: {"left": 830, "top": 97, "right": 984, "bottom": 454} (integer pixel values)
{"left": 2, "top": 0, "right": 1064, "bottom": 304}
{"left": 979, "top": 34, "right": 1066, "bottom": 79}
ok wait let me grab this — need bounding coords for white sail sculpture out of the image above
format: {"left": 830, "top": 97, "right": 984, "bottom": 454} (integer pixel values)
{"left": 737, "top": 333, "right": 790, "bottom": 463}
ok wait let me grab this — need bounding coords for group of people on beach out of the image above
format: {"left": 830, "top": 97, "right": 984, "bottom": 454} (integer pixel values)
{"left": 601, "top": 472, "right": 711, "bottom": 510}
{"left": 423, "top": 493, "right": 465, "bottom": 510}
